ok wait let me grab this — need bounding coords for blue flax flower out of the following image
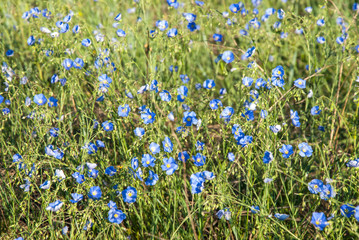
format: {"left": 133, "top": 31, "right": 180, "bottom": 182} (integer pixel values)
{"left": 279, "top": 144, "right": 293, "bottom": 158}
{"left": 161, "top": 157, "right": 178, "bottom": 175}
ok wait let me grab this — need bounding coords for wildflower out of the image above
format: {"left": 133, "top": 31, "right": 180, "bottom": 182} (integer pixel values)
{"left": 264, "top": 178, "right": 273, "bottom": 183}
{"left": 213, "top": 34, "right": 223, "bottom": 42}
{"left": 114, "top": 13, "right": 122, "bottom": 21}
{"left": 242, "top": 46, "right": 255, "bottom": 60}
{"left": 274, "top": 213, "right": 289, "bottom": 220}
{"left": 308, "top": 179, "right": 323, "bottom": 194}
{"left": 102, "top": 121, "right": 114, "bottom": 131}
{"left": 320, "top": 184, "right": 336, "bottom": 200}
{"left": 162, "top": 137, "right": 173, "bottom": 152}
{"left": 190, "top": 172, "right": 205, "bottom": 194}
{"left": 294, "top": 78, "right": 306, "bottom": 88}
{"left": 209, "top": 99, "right": 222, "bottom": 110}
{"left": 251, "top": 206, "right": 260, "bottom": 214}
{"left": 122, "top": 186, "right": 137, "bottom": 203}
{"left": 183, "top": 13, "right": 196, "bottom": 23}
{"left": 317, "top": 19, "right": 325, "bottom": 27}
{"left": 108, "top": 201, "right": 117, "bottom": 209}
{"left": 222, "top": 51, "right": 234, "bottom": 64}
{"left": 193, "top": 153, "right": 206, "bottom": 166}
{"left": 279, "top": 144, "right": 293, "bottom": 158}
{"left": 33, "top": 94, "right": 47, "bottom": 106}
{"left": 27, "top": 36, "right": 35, "bottom": 46}
{"left": 168, "top": 112, "right": 175, "bottom": 121}
{"left": 272, "top": 66, "right": 285, "bottom": 77}
{"left": 227, "top": 152, "right": 235, "bottom": 162}
{"left": 317, "top": 37, "right": 325, "bottom": 44}
{"left": 62, "top": 59, "right": 73, "bottom": 70}
{"left": 70, "top": 193, "right": 83, "bottom": 203}
{"left": 178, "top": 151, "right": 190, "bottom": 162}
{"left": 311, "top": 106, "right": 321, "bottom": 115}
{"left": 229, "top": 3, "right": 240, "bottom": 13}
{"left": 105, "top": 166, "right": 117, "bottom": 176}
{"left": 167, "top": 28, "right": 178, "bottom": 37}
{"left": 203, "top": 79, "right": 215, "bottom": 89}
{"left": 183, "top": 111, "right": 198, "bottom": 126}
{"left": 156, "top": 20, "right": 168, "bottom": 31}
{"left": 49, "top": 128, "right": 59, "bottom": 137}
{"left": 88, "top": 186, "right": 102, "bottom": 200}
{"left": 311, "top": 212, "right": 329, "bottom": 231}
{"left": 346, "top": 159, "right": 359, "bottom": 167}
{"left": 20, "top": 179, "right": 31, "bottom": 192}
{"left": 242, "top": 77, "right": 253, "bottom": 87}
{"left": 220, "top": 107, "right": 234, "bottom": 120}
{"left": 62, "top": 226, "right": 68, "bottom": 235}
{"left": 81, "top": 39, "right": 91, "bottom": 47}
{"left": 161, "top": 157, "right": 178, "bottom": 175}
{"left": 83, "top": 220, "right": 93, "bottom": 230}
{"left": 134, "top": 127, "right": 145, "bottom": 138}
{"left": 72, "top": 172, "right": 85, "bottom": 184}
{"left": 141, "top": 108, "right": 156, "bottom": 124}
{"left": 108, "top": 209, "right": 126, "bottom": 224}
{"left": 46, "top": 200, "right": 63, "bottom": 212}
{"left": 177, "top": 85, "right": 188, "bottom": 101}
{"left": 263, "top": 151, "right": 273, "bottom": 163}
{"left": 48, "top": 96, "right": 58, "bottom": 107}
{"left": 216, "top": 208, "right": 231, "bottom": 220}
{"left": 159, "top": 90, "right": 171, "bottom": 102}
{"left": 145, "top": 170, "right": 159, "bottom": 186}
{"left": 196, "top": 141, "right": 204, "bottom": 151}
{"left": 149, "top": 142, "right": 160, "bottom": 154}
{"left": 180, "top": 74, "right": 190, "bottom": 84}
{"left": 290, "top": 110, "right": 301, "bottom": 127}
{"left": 142, "top": 154, "right": 156, "bottom": 167}
{"left": 298, "top": 142, "right": 313, "bottom": 157}
{"left": 340, "top": 204, "right": 355, "bottom": 218}
{"left": 118, "top": 104, "right": 131, "bottom": 117}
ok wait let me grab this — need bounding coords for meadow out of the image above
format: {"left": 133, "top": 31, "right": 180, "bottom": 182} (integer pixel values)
{"left": 1, "top": 0, "right": 359, "bottom": 239}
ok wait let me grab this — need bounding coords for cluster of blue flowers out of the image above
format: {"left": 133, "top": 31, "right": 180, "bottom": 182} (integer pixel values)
{"left": 4, "top": 0, "right": 359, "bottom": 239}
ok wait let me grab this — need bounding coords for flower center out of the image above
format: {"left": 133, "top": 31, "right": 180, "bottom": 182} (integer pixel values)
{"left": 148, "top": 115, "right": 152, "bottom": 119}
{"left": 146, "top": 161, "right": 150, "bottom": 164}
{"left": 284, "top": 150, "right": 288, "bottom": 154}
{"left": 166, "top": 164, "right": 170, "bottom": 168}
{"left": 128, "top": 192, "right": 132, "bottom": 197}
{"left": 92, "top": 191, "right": 97, "bottom": 196}
{"left": 114, "top": 213, "right": 119, "bottom": 218}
